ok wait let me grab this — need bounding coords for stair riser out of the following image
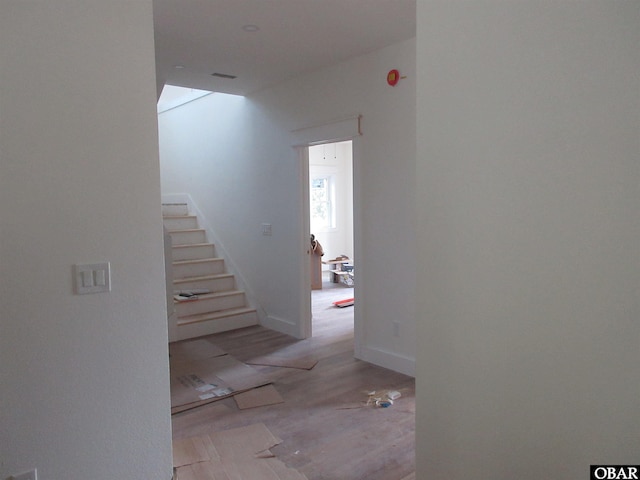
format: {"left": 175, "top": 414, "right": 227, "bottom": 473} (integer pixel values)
{"left": 172, "top": 311, "right": 258, "bottom": 341}
{"left": 162, "top": 203, "right": 189, "bottom": 216}
{"left": 172, "top": 244, "right": 215, "bottom": 261}
{"left": 176, "top": 293, "right": 246, "bottom": 316}
{"left": 173, "top": 260, "right": 225, "bottom": 278}
{"left": 169, "top": 230, "right": 206, "bottom": 245}
{"left": 173, "top": 276, "right": 235, "bottom": 293}
{"left": 164, "top": 216, "right": 198, "bottom": 230}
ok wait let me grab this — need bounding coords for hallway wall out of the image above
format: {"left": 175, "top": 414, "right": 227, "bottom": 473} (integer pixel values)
{"left": 416, "top": 2, "right": 640, "bottom": 478}
{"left": 1, "top": 2, "right": 172, "bottom": 479}
{"left": 159, "top": 37, "right": 416, "bottom": 374}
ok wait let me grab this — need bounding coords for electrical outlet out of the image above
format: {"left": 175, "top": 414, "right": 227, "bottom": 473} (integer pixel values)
{"left": 392, "top": 321, "right": 400, "bottom": 337}
{"left": 12, "top": 468, "right": 37, "bottom": 480}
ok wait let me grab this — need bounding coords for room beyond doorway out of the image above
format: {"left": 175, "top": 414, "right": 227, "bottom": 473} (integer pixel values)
{"left": 308, "top": 140, "right": 354, "bottom": 332}
{"left": 309, "top": 141, "right": 354, "bottom": 264}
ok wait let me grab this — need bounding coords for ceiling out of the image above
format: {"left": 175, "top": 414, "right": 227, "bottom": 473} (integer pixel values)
{"left": 153, "top": 0, "right": 416, "bottom": 96}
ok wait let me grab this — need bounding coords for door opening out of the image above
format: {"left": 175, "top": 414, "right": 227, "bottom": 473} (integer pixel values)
{"left": 308, "top": 140, "right": 354, "bottom": 337}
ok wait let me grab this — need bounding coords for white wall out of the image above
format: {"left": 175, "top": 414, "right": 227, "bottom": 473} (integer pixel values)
{"left": 0, "top": 2, "right": 173, "bottom": 479}
{"left": 159, "top": 38, "right": 416, "bottom": 374}
{"left": 416, "top": 2, "right": 640, "bottom": 478}
{"left": 309, "top": 141, "right": 354, "bottom": 263}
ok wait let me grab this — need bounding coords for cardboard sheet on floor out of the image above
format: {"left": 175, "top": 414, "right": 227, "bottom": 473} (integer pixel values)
{"left": 169, "top": 338, "right": 226, "bottom": 364}
{"left": 174, "top": 423, "right": 308, "bottom": 480}
{"left": 173, "top": 435, "right": 219, "bottom": 468}
{"left": 234, "top": 384, "right": 284, "bottom": 410}
{"left": 171, "top": 354, "right": 270, "bottom": 414}
{"left": 246, "top": 355, "right": 318, "bottom": 370}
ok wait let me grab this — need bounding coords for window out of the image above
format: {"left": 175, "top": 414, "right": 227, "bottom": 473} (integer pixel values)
{"left": 310, "top": 175, "right": 336, "bottom": 231}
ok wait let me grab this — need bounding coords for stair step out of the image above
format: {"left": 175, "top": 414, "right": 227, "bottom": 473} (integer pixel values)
{"left": 175, "top": 290, "right": 246, "bottom": 316}
{"left": 173, "top": 308, "right": 258, "bottom": 340}
{"left": 173, "top": 258, "right": 225, "bottom": 278}
{"left": 176, "top": 306, "right": 257, "bottom": 326}
{"left": 171, "top": 243, "right": 215, "bottom": 261}
{"left": 173, "top": 273, "right": 235, "bottom": 292}
{"left": 168, "top": 229, "right": 206, "bottom": 245}
{"left": 162, "top": 203, "right": 189, "bottom": 216}
{"left": 163, "top": 215, "right": 198, "bottom": 230}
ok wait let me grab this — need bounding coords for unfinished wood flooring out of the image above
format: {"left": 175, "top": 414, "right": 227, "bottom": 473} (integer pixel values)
{"left": 171, "top": 279, "right": 416, "bottom": 480}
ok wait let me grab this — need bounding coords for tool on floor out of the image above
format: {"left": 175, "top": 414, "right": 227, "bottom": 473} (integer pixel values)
{"left": 333, "top": 298, "right": 354, "bottom": 308}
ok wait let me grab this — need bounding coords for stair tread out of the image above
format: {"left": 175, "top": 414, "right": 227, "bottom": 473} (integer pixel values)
{"left": 172, "top": 243, "right": 211, "bottom": 248}
{"left": 173, "top": 257, "right": 223, "bottom": 266}
{"left": 167, "top": 228, "right": 205, "bottom": 233}
{"left": 177, "top": 306, "right": 257, "bottom": 326}
{"left": 173, "top": 273, "right": 233, "bottom": 284}
{"left": 172, "top": 242, "right": 214, "bottom": 249}
{"left": 174, "top": 290, "right": 244, "bottom": 303}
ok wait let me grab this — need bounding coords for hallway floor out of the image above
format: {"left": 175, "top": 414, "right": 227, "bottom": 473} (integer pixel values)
{"left": 171, "top": 276, "right": 415, "bottom": 480}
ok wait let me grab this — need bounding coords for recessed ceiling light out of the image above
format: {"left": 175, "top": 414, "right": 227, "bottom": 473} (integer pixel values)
{"left": 242, "top": 24, "right": 260, "bottom": 32}
{"left": 174, "top": 64, "right": 185, "bottom": 69}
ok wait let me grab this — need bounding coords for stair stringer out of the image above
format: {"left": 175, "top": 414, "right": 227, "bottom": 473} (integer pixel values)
{"left": 162, "top": 193, "right": 268, "bottom": 327}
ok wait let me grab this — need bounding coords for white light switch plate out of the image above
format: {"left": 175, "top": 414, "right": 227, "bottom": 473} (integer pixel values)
{"left": 75, "top": 263, "right": 111, "bottom": 294}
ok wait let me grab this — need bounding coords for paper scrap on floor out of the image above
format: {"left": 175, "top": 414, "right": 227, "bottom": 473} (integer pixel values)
{"left": 234, "top": 384, "right": 284, "bottom": 410}
{"left": 246, "top": 355, "right": 319, "bottom": 370}
{"left": 170, "top": 354, "right": 271, "bottom": 414}
{"left": 173, "top": 423, "right": 308, "bottom": 480}
{"left": 169, "top": 338, "right": 226, "bottom": 364}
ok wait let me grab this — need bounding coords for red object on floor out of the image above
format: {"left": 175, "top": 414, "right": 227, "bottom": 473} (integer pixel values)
{"left": 333, "top": 298, "right": 354, "bottom": 308}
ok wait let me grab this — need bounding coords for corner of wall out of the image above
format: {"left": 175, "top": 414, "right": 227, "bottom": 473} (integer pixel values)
{"left": 261, "top": 315, "right": 301, "bottom": 338}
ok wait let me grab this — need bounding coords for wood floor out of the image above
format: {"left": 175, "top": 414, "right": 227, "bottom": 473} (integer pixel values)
{"left": 171, "top": 277, "right": 416, "bottom": 480}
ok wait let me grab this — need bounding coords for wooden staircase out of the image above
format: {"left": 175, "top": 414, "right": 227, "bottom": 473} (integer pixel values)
{"left": 163, "top": 203, "right": 258, "bottom": 341}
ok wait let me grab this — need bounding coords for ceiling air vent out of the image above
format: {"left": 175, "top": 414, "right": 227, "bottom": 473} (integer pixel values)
{"left": 211, "top": 72, "right": 237, "bottom": 79}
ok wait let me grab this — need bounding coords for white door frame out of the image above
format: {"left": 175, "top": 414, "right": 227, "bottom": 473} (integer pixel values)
{"left": 298, "top": 145, "right": 313, "bottom": 339}
{"left": 293, "top": 116, "right": 362, "bottom": 354}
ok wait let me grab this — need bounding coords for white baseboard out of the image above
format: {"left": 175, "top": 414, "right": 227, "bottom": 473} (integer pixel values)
{"left": 261, "top": 314, "right": 301, "bottom": 338}
{"left": 357, "top": 345, "right": 415, "bottom": 377}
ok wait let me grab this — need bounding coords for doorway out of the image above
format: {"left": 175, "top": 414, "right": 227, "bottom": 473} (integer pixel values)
{"left": 308, "top": 140, "right": 355, "bottom": 336}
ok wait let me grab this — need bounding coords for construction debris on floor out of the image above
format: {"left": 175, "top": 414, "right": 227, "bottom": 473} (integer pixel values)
{"left": 332, "top": 297, "right": 354, "bottom": 308}
{"left": 234, "top": 384, "right": 284, "bottom": 410}
{"left": 173, "top": 288, "right": 212, "bottom": 302}
{"left": 173, "top": 423, "right": 309, "bottom": 480}
{"left": 335, "top": 389, "right": 406, "bottom": 410}
{"left": 366, "top": 389, "right": 402, "bottom": 408}
{"left": 169, "top": 338, "right": 226, "bottom": 363}
{"left": 246, "top": 354, "right": 319, "bottom": 370}
{"left": 169, "top": 338, "right": 279, "bottom": 414}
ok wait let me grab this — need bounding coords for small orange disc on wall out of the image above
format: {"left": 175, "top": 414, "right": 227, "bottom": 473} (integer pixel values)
{"left": 387, "top": 69, "right": 400, "bottom": 86}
